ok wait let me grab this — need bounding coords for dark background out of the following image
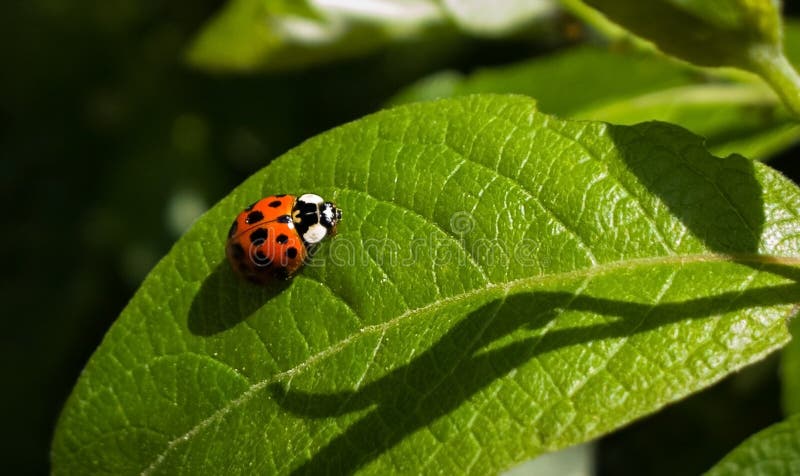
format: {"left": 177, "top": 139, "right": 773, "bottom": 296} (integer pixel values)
{"left": 2, "top": 2, "right": 799, "bottom": 474}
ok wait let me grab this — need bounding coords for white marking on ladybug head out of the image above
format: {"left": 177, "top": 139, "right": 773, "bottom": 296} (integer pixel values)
{"left": 298, "top": 193, "right": 324, "bottom": 205}
{"left": 303, "top": 223, "right": 328, "bottom": 244}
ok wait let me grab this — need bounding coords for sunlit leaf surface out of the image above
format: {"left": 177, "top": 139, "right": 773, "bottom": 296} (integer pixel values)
{"left": 52, "top": 95, "right": 800, "bottom": 474}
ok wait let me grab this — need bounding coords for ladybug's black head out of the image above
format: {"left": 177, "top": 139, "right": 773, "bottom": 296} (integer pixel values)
{"left": 321, "top": 201, "right": 341, "bottom": 230}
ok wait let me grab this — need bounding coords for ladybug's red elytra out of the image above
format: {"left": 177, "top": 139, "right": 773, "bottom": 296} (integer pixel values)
{"left": 226, "top": 194, "right": 342, "bottom": 283}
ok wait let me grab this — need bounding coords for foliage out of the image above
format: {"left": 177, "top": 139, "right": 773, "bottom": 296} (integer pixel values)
{"left": 52, "top": 95, "right": 800, "bottom": 473}
{"left": 389, "top": 35, "right": 800, "bottom": 161}
{"left": 705, "top": 414, "right": 800, "bottom": 475}
{"left": 581, "top": 0, "right": 800, "bottom": 117}
{"left": 6, "top": 0, "right": 797, "bottom": 474}
{"left": 782, "top": 317, "right": 800, "bottom": 416}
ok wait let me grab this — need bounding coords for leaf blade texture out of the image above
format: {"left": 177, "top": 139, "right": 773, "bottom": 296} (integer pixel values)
{"left": 52, "top": 95, "right": 800, "bottom": 475}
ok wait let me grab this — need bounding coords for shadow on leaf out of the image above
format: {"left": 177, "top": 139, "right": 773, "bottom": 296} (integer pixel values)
{"left": 609, "top": 121, "right": 764, "bottom": 254}
{"left": 270, "top": 277, "right": 800, "bottom": 474}
{"left": 188, "top": 261, "right": 291, "bottom": 336}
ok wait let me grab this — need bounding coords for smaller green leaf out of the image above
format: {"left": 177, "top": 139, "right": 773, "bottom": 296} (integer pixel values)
{"left": 574, "top": 83, "right": 799, "bottom": 161}
{"left": 389, "top": 45, "right": 800, "bottom": 160}
{"left": 390, "top": 46, "right": 694, "bottom": 115}
{"left": 580, "top": 0, "right": 800, "bottom": 118}
{"left": 705, "top": 414, "right": 800, "bottom": 475}
{"left": 782, "top": 318, "right": 800, "bottom": 416}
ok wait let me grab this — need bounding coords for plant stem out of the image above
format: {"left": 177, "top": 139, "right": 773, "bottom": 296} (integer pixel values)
{"left": 748, "top": 43, "right": 800, "bottom": 120}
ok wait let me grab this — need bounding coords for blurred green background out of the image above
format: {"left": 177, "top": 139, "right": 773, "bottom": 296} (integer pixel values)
{"left": 2, "top": 2, "right": 799, "bottom": 474}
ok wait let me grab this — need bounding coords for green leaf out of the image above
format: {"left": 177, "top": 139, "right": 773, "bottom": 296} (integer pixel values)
{"left": 782, "top": 317, "right": 800, "bottom": 416}
{"left": 389, "top": 45, "right": 800, "bottom": 160}
{"left": 389, "top": 46, "right": 695, "bottom": 115}
{"left": 786, "top": 20, "right": 800, "bottom": 69}
{"left": 705, "top": 414, "right": 800, "bottom": 475}
{"left": 574, "top": 83, "right": 799, "bottom": 161}
{"left": 52, "top": 95, "right": 800, "bottom": 474}
{"left": 580, "top": 0, "right": 800, "bottom": 118}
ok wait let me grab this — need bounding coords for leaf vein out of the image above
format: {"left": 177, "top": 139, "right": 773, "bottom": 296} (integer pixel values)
{"left": 140, "top": 253, "right": 799, "bottom": 474}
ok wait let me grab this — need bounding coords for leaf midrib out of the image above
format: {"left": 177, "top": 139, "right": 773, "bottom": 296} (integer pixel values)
{"left": 141, "top": 252, "right": 800, "bottom": 475}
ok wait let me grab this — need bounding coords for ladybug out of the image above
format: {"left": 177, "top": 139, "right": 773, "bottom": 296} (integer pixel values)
{"left": 226, "top": 194, "right": 342, "bottom": 283}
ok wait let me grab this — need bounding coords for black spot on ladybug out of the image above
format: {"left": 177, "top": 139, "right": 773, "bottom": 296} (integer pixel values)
{"left": 250, "top": 228, "right": 267, "bottom": 244}
{"left": 230, "top": 243, "right": 245, "bottom": 260}
{"left": 253, "top": 249, "right": 272, "bottom": 267}
{"left": 245, "top": 201, "right": 257, "bottom": 211}
{"left": 268, "top": 200, "right": 282, "bottom": 208}
{"left": 228, "top": 219, "right": 238, "bottom": 238}
{"left": 276, "top": 234, "right": 288, "bottom": 244}
{"left": 246, "top": 211, "right": 264, "bottom": 224}
{"left": 277, "top": 215, "right": 292, "bottom": 223}
{"left": 286, "top": 247, "right": 298, "bottom": 259}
